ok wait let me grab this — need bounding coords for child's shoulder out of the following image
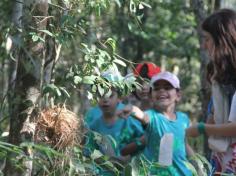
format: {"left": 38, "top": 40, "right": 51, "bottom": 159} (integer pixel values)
{"left": 144, "top": 108, "right": 158, "bottom": 114}
{"left": 144, "top": 109, "right": 165, "bottom": 116}
{"left": 126, "top": 115, "right": 143, "bottom": 126}
{"left": 176, "top": 111, "right": 190, "bottom": 121}
{"left": 86, "top": 105, "right": 102, "bottom": 115}
{"left": 176, "top": 111, "right": 189, "bottom": 116}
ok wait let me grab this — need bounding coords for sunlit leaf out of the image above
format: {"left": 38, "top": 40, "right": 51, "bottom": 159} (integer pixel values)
{"left": 39, "top": 29, "right": 54, "bottom": 37}
{"left": 98, "top": 84, "right": 104, "bottom": 96}
{"left": 91, "top": 150, "right": 103, "bottom": 160}
{"left": 113, "top": 59, "right": 126, "bottom": 67}
{"left": 140, "top": 2, "right": 152, "bottom": 9}
{"left": 104, "top": 38, "right": 116, "bottom": 53}
{"left": 74, "top": 76, "right": 82, "bottom": 84}
{"left": 83, "top": 75, "right": 96, "bottom": 84}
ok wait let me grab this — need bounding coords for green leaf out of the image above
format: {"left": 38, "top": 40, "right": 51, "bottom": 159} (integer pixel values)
{"left": 114, "top": 0, "right": 121, "bottom": 7}
{"left": 96, "top": 57, "right": 105, "bottom": 68}
{"left": 195, "top": 153, "right": 212, "bottom": 171}
{"left": 91, "top": 150, "right": 103, "bottom": 160}
{"left": 69, "top": 159, "right": 75, "bottom": 176}
{"left": 124, "top": 164, "right": 132, "bottom": 176}
{"left": 91, "top": 85, "right": 97, "bottom": 93}
{"left": 66, "top": 71, "right": 74, "bottom": 79}
{"left": 129, "top": 0, "right": 136, "bottom": 13}
{"left": 104, "top": 89, "right": 112, "bottom": 98}
{"left": 83, "top": 75, "right": 96, "bottom": 84}
{"left": 23, "top": 99, "right": 34, "bottom": 108}
{"left": 39, "top": 29, "right": 54, "bottom": 37}
{"left": 96, "top": 6, "right": 101, "bottom": 16}
{"left": 104, "top": 38, "right": 116, "bottom": 53}
{"left": 184, "top": 161, "right": 198, "bottom": 176}
{"left": 43, "top": 84, "right": 58, "bottom": 95}
{"left": 113, "top": 59, "right": 126, "bottom": 67}
{"left": 59, "top": 87, "right": 70, "bottom": 98}
{"left": 32, "top": 35, "right": 39, "bottom": 42}
{"left": 128, "top": 23, "right": 133, "bottom": 31}
{"left": 55, "top": 88, "right": 62, "bottom": 97}
{"left": 106, "top": 135, "right": 117, "bottom": 150}
{"left": 87, "top": 91, "right": 93, "bottom": 100}
{"left": 98, "top": 84, "right": 104, "bottom": 96}
{"left": 140, "top": 2, "right": 152, "bottom": 9}
{"left": 73, "top": 76, "right": 82, "bottom": 84}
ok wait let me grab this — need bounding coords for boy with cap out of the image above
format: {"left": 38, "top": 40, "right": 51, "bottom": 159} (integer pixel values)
{"left": 118, "top": 71, "right": 193, "bottom": 176}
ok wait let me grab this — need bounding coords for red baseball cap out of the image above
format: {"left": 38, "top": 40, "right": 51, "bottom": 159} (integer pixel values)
{"left": 133, "top": 62, "right": 161, "bottom": 79}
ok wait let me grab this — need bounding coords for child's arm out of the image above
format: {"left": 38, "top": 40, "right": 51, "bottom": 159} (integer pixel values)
{"left": 118, "top": 105, "right": 150, "bottom": 125}
{"left": 206, "top": 114, "right": 215, "bottom": 124}
{"left": 120, "top": 135, "right": 145, "bottom": 156}
{"left": 185, "top": 142, "right": 194, "bottom": 158}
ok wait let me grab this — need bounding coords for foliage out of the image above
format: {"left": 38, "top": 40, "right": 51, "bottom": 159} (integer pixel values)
{"left": 0, "top": 140, "right": 218, "bottom": 176}
{"left": 1, "top": 0, "right": 236, "bottom": 175}
{"left": 55, "top": 0, "right": 202, "bottom": 119}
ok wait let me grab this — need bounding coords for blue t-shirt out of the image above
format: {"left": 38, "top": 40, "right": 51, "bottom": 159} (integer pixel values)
{"left": 89, "top": 115, "right": 144, "bottom": 156}
{"left": 143, "top": 109, "right": 192, "bottom": 176}
{"left": 85, "top": 102, "right": 124, "bottom": 127}
{"left": 85, "top": 102, "right": 144, "bottom": 156}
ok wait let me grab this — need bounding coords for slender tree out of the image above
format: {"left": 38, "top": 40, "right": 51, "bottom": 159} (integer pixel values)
{"left": 191, "top": 0, "right": 211, "bottom": 158}
{"left": 4, "top": 0, "right": 56, "bottom": 175}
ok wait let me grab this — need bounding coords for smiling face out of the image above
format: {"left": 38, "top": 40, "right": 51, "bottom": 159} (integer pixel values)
{"left": 151, "top": 80, "right": 180, "bottom": 110}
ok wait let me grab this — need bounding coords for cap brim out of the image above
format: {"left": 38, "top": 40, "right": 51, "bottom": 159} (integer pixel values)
{"left": 151, "top": 78, "right": 179, "bottom": 89}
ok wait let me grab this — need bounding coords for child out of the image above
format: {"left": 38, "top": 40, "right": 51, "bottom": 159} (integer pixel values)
{"left": 85, "top": 67, "right": 125, "bottom": 126}
{"left": 124, "top": 62, "right": 161, "bottom": 110}
{"left": 88, "top": 87, "right": 144, "bottom": 156}
{"left": 119, "top": 71, "right": 193, "bottom": 176}
{"left": 85, "top": 70, "right": 144, "bottom": 158}
{"left": 85, "top": 100, "right": 124, "bottom": 128}
{"left": 120, "top": 62, "right": 161, "bottom": 156}
{"left": 187, "top": 9, "right": 236, "bottom": 175}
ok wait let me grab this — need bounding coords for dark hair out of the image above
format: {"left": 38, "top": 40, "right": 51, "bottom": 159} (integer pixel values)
{"left": 202, "top": 9, "right": 236, "bottom": 86}
{"left": 206, "top": 61, "right": 214, "bottom": 84}
{"left": 138, "top": 64, "right": 151, "bottom": 80}
{"left": 133, "top": 64, "right": 151, "bottom": 100}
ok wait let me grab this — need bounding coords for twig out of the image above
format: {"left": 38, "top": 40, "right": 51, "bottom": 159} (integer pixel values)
{"left": 97, "top": 40, "right": 138, "bottom": 65}
{"left": 48, "top": 2, "right": 67, "bottom": 11}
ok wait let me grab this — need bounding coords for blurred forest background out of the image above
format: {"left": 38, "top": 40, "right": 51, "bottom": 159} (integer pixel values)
{"left": 0, "top": 0, "right": 236, "bottom": 175}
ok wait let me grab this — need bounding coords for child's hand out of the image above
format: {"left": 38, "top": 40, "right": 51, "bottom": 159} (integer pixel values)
{"left": 116, "top": 104, "right": 133, "bottom": 119}
{"left": 116, "top": 105, "right": 147, "bottom": 124}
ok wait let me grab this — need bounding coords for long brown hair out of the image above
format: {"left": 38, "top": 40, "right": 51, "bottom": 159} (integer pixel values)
{"left": 202, "top": 9, "right": 236, "bottom": 86}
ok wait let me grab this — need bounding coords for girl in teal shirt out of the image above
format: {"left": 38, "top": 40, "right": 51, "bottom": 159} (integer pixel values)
{"left": 119, "top": 71, "right": 193, "bottom": 176}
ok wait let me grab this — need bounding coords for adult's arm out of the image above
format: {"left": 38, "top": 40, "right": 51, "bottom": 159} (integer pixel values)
{"left": 186, "top": 122, "right": 236, "bottom": 137}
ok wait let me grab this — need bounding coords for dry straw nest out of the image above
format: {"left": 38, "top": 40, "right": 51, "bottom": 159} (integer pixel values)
{"left": 35, "top": 106, "right": 83, "bottom": 150}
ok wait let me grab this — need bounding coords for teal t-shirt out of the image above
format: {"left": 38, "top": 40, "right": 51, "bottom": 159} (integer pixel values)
{"left": 85, "top": 102, "right": 124, "bottom": 126}
{"left": 84, "top": 103, "right": 144, "bottom": 175}
{"left": 143, "top": 109, "right": 192, "bottom": 176}
{"left": 89, "top": 115, "right": 144, "bottom": 156}
{"left": 85, "top": 102, "right": 144, "bottom": 156}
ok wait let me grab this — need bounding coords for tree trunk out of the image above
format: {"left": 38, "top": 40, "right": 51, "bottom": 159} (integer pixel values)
{"left": 4, "top": 0, "right": 55, "bottom": 175}
{"left": 214, "top": 0, "right": 221, "bottom": 10}
{"left": 191, "top": 0, "right": 212, "bottom": 159}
